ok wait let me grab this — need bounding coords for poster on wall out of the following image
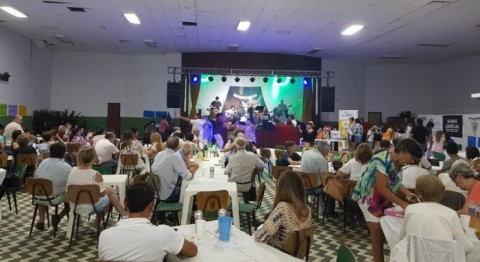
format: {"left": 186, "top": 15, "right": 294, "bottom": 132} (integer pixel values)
{"left": 8, "top": 104, "right": 17, "bottom": 116}
{"left": 442, "top": 115, "right": 463, "bottom": 137}
{"left": 0, "top": 104, "right": 6, "bottom": 116}
{"left": 19, "top": 105, "right": 27, "bottom": 116}
{"left": 463, "top": 114, "right": 480, "bottom": 147}
{"left": 338, "top": 110, "right": 358, "bottom": 139}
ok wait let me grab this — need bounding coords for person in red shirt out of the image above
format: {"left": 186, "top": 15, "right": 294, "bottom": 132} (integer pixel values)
{"left": 449, "top": 159, "right": 480, "bottom": 214}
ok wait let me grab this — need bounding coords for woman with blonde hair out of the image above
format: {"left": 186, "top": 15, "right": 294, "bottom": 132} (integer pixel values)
{"left": 66, "top": 147, "right": 128, "bottom": 217}
{"left": 145, "top": 132, "right": 164, "bottom": 159}
{"left": 254, "top": 172, "right": 311, "bottom": 249}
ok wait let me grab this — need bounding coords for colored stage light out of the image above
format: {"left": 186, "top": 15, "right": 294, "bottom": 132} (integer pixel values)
{"left": 208, "top": 76, "right": 214, "bottom": 82}
{"left": 303, "top": 77, "right": 310, "bottom": 86}
{"left": 221, "top": 76, "right": 227, "bottom": 82}
{"left": 250, "top": 77, "right": 255, "bottom": 83}
{"left": 263, "top": 77, "right": 268, "bottom": 83}
{"left": 192, "top": 75, "right": 199, "bottom": 83}
{"left": 235, "top": 77, "right": 240, "bottom": 82}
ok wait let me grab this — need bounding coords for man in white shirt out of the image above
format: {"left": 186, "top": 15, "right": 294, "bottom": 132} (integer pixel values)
{"left": 34, "top": 142, "right": 72, "bottom": 230}
{"left": 94, "top": 132, "right": 119, "bottom": 173}
{"left": 3, "top": 114, "right": 23, "bottom": 148}
{"left": 401, "top": 164, "right": 429, "bottom": 189}
{"left": 151, "top": 136, "right": 197, "bottom": 201}
{"left": 98, "top": 183, "right": 197, "bottom": 261}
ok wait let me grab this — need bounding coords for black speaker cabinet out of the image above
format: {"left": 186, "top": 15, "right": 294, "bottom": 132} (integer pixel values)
{"left": 167, "top": 82, "right": 181, "bottom": 108}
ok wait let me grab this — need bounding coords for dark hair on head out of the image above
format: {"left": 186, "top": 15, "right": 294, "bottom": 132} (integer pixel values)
{"left": 94, "top": 128, "right": 105, "bottom": 136}
{"left": 446, "top": 143, "right": 459, "bottom": 154}
{"left": 49, "top": 142, "right": 66, "bottom": 158}
{"left": 42, "top": 130, "right": 53, "bottom": 141}
{"left": 172, "top": 132, "right": 185, "bottom": 140}
{"left": 215, "top": 96, "right": 219, "bottom": 99}
{"left": 127, "top": 182, "right": 154, "bottom": 213}
{"left": 380, "top": 140, "right": 391, "bottom": 149}
{"left": 332, "top": 160, "right": 343, "bottom": 171}
{"left": 349, "top": 117, "right": 354, "bottom": 121}
{"left": 120, "top": 130, "right": 134, "bottom": 150}
{"left": 394, "top": 138, "right": 423, "bottom": 159}
{"left": 465, "top": 146, "right": 480, "bottom": 161}
{"left": 17, "top": 135, "right": 29, "bottom": 147}
{"left": 105, "top": 132, "right": 115, "bottom": 140}
{"left": 185, "top": 133, "right": 194, "bottom": 142}
{"left": 274, "top": 172, "right": 308, "bottom": 217}
{"left": 69, "top": 127, "right": 81, "bottom": 141}
{"left": 355, "top": 143, "right": 373, "bottom": 164}
{"left": 166, "top": 136, "right": 180, "bottom": 150}
{"left": 284, "top": 140, "right": 296, "bottom": 149}
{"left": 12, "top": 130, "right": 22, "bottom": 141}
{"left": 416, "top": 118, "right": 424, "bottom": 126}
{"left": 355, "top": 118, "right": 360, "bottom": 123}
{"left": 131, "top": 128, "right": 138, "bottom": 133}
{"left": 426, "top": 121, "right": 434, "bottom": 128}
{"left": 392, "top": 138, "right": 400, "bottom": 147}
{"left": 0, "top": 124, "right": 4, "bottom": 129}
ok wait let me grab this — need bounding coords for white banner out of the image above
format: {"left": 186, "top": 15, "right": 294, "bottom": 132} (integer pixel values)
{"left": 338, "top": 110, "right": 358, "bottom": 138}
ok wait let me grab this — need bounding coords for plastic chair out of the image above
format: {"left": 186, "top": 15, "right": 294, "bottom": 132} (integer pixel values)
{"left": 196, "top": 190, "right": 229, "bottom": 221}
{"left": 26, "top": 178, "right": 68, "bottom": 237}
{"left": 283, "top": 225, "right": 315, "bottom": 261}
{"left": 336, "top": 244, "right": 357, "bottom": 262}
{"left": 67, "top": 184, "right": 112, "bottom": 248}
{"left": 5, "top": 163, "right": 27, "bottom": 215}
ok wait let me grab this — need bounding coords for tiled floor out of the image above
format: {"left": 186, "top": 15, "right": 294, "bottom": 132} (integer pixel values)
{"left": 0, "top": 173, "right": 380, "bottom": 261}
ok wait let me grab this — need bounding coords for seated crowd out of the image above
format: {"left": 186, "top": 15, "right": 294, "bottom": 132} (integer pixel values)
{"left": 1, "top": 114, "right": 480, "bottom": 262}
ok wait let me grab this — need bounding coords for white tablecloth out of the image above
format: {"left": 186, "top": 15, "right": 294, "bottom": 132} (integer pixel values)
{"left": 167, "top": 220, "right": 302, "bottom": 262}
{"left": 0, "top": 168, "right": 6, "bottom": 221}
{"left": 380, "top": 215, "right": 480, "bottom": 262}
{"left": 179, "top": 157, "right": 240, "bottom": 228}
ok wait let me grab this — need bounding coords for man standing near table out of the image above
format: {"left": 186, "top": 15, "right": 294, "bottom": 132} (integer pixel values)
{"left": 98, "top": 183, "right": 197, "bottom": 261}
{"left": 225, "top": 137, "right": 264, "bottom": 202}
{"left": 94, "top": 132, "right": 119, "bottom": 173}
{"left": 410, "top": 118, "right": 429, "bottom": 152}
{"left": 3, "top": 114, "right": 23, "bottom": 151}
{"left": 151, "top": 136, "right": 197, "bottom": 201}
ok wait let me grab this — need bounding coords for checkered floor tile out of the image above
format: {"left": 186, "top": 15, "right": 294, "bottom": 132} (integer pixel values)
{"left": 0, "top": 172, "right": 383, "bottom": 261}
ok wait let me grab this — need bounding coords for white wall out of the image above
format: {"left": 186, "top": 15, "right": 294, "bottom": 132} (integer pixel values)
{"left": 365, "top": 64, "right": 435, "bottom": 121}
{"left": 320, "top": 59, "right": 366, "bottom": 122}
{"left": 0, "top": 27, "right": 52, "bottom": 114}
{"left": 432, "top": 55, "right": 480, "bottom": 114}
{"left": 50, "top": 51, "right": 181, "bottom": 117}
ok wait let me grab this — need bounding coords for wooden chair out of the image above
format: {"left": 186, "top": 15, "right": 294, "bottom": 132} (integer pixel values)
{"left": 65, "top": 143, "right": 81, "bottom": 166}
{"left": 196, "top": 190, "right": 229, "bottom": 221}
{"left": 16, "top": 153, "right": 37, "bottom": 180}
{"left": 146, "top": 173, "right": 183, "bottom": 226}
{"left": 339, "top": 151, "right": 352, "bottom": 163}
{"left": 119, "top": 153, "right": 139, "bottom": 176}
{"left": 336, "top": 243, "right": 357, "bottom": 262}
{"left": 26, "top": 178, "right": 68, "bottom": 237}
{"left": 440, "top": 190, "right": 466, "bottom": 211}
{"left": 0, "top": 154, "right": 8, "bottom": 168}
{"left": 5, "top": 163, "right": 27, "bottom": 215}
{"left": 67, "top": 184, "right": 112, "bottom": 248}
{"left": 340, "top": 179, "right": 358, "bottom": 231}
{"left": 228, "top": 182, "right": 266, "bottom": 235}
{"left": 259, "top": 148, "right": 273, "bottom": 178}
{"left": 274, "top": 149, "right": 285, "bottom": 165}
{"left": 272, "top": 166, "right": 292, "bottom": 182}
{"left": 237, "top": 168, "right": 263, "bottom": 203}
{"left": 320, "top": 172, "right": 335, "bottom": 222}
{"left": 283, "top": 225, "right": 315, "bottom": 261}
{"left": 295, "top": 171, "right": 321, "bottom": 221}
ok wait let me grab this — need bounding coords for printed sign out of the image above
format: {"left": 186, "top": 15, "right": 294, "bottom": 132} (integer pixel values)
{"left": 443, "top": 115, "right": 463, "bottom": 137}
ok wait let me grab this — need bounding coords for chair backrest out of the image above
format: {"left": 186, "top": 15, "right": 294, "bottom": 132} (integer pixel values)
{"left": 255, "top": 182, "right": 267, "bottom": 208}
{"left": 120, "top": 153, "right": 138, "bottom": 166}
{"left": 275, "top": 145, "right": 286, "bottom": 150}
{"left": 92, "top": 164, "right": 112, "bottom": 175}
{"left": 16, "top": 154, "right": 37, "bottom": 166}
{"left": 26, "top": 178, "right": 54, "bottom": 205}
{"left": 67, "top": 184, "right": 101, "bottom": 205}
{"left": 295, "top": 171, "right": 319, "bottom": 190}
{"left": 274, "top": 149, "right": 285, "bottom": 161}
{"left": 146, "top": 173, "right": 162, "bottom": 201}
{"left": 320, "top": 172, "right": 334, "bottom": 187}
{"left": 132, "top": 172, "right": 149, "bottom": 184}
{"left": 66, "top": 143, "right": 81, "bottom": 153}
{"left": 440, "top": 190, "right": 466, "bottom": 211}
{"left": 249, "top": 167, "right": 263, "bottom": 186}
{"left": 260, "top": 148, "right": 271, "bottom": 159}
{"left": 340, "top": 179, "right": 357, "bottom": 199}
{"left": 336, "top": 244, "right": 357, "bottom": 262}
{"left": 0, "top": 154, "right": 7, "bottom": 168}
{"left": 196, "top": 190, "right": 229, "bottom": 212}
{"left": 339, "top": 151, "right": 352, "bottom": 163}
{"left": 283, "top": 225, "right": 315, "bottom": 260}
{"left": 272, "top": 166, "right": 292, "bottom": 180}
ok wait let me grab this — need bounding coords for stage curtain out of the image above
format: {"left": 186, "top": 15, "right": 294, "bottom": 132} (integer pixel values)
{"left": 189, "top": 83, "right": 200, "bottom": 118}
{"left": 303, "top": 84, "right": 313, "bottom": 121}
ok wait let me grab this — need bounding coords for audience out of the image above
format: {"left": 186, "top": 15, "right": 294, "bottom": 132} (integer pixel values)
{"left": 279, "top": 140, "right": 301, "bottom": 166}
{"left": 151, "top": 137, "right": 196, "bottom": 201}
{"left": 118, "top": 130, "right": 146, "bottom": 174}
{"left": 33, "top": 142, "right": 71, "bottom": 230}
{"left": 254, "top": 172, "right": 311, "bottom": 250}
{"left": 449, "top": 159, "right": 480, "bottom": 215}
{"left": 69, "top": 127, "right": 89, "bottom": 146}
{"left": 94, "top": 132, "right": 119, "bottom": 172}
{"left": 98, "top": 183, "right": 197, "bottom": 261}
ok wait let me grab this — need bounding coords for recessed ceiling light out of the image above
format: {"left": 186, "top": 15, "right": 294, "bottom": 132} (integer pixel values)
{"left": 237, "top": 21, "right": 251, "bottom": 31}
{"left": 471, "top": 93, "right": 480, "bottom": 98}
{"left": 67, "top": 7, "right": 86, "bottom": 12}
{"left": 0, "top": 6, "right": 28, "bottom": 18}
{"left": 124, "top": 13, "right": 141, "bottom": 25}
{"left": 182, "top": 21, "right": 197, "bottom": 26}
{"left": 341, "top": 24, "right": 364, "bottom": 36}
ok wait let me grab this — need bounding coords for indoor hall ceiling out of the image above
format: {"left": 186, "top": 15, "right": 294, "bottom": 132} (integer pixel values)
{"left": 0, "top": 0, "right": 479, "bottom": 64}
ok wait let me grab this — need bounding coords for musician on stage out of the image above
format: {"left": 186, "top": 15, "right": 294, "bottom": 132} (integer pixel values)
{"left": 277, "top": 99, "right": 288, "bottom": 119}
{"left": 209, "top": 96, "right": 222, "bottom": 120}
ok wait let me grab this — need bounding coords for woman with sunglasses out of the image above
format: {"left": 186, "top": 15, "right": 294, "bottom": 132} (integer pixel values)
{"left": 352, "top": 138, "right": 423, "bottom": 262}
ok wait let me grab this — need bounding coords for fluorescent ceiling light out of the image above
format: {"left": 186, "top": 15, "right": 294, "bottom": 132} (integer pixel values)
{"left": 237, "top": 21, "right": 251, "bottom": 31}
{"left": 341, "top": 24, "right": 364, "bottom": 36}
{"left": 124, "top": 13, "right": 140, "bottom": 24}
{"left": 0, "top": 6, "right": 28, "bottom": 18}
{"left": 471, "top": 93, "right": 480, "bottom": 98}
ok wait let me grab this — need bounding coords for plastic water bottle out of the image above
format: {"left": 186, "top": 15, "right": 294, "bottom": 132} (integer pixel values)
{"left": 468, "top": 201, "right": 476, "bottom": 215}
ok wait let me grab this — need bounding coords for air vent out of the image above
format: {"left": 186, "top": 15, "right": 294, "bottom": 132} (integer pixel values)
{"left": 379, "top": 55, "right": 405, "bottom": 59}
{"left": 144, "top": 39, "right": 157, "bottom": 48}
{"left": 428, "top": 0, "right": 453, "bottom": 4}
{"left": 182, "top": 21, "right": 197, "bottom": 26}
{"left": 418, "top": 43, "right": 450, "bottom": 47}
{"left": 54, "top": 34, "right": 74, "bottom": 44}
{"left": 307, "top": 48, "right": 322, "bottom": 54}
{"left": 275, "top": 30, "right": 291, "bottom": 34}
{"left": 67, "top": 7, "right": 86, "bottom": 12}
{"left": 228, "top": 44, "right": 238, "bottom": 51}
{"left": 119, "top": 39, "right": 131, "bottom": 43}
{"left": 43, "top": 1, "right": 70, "bottom": 3}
